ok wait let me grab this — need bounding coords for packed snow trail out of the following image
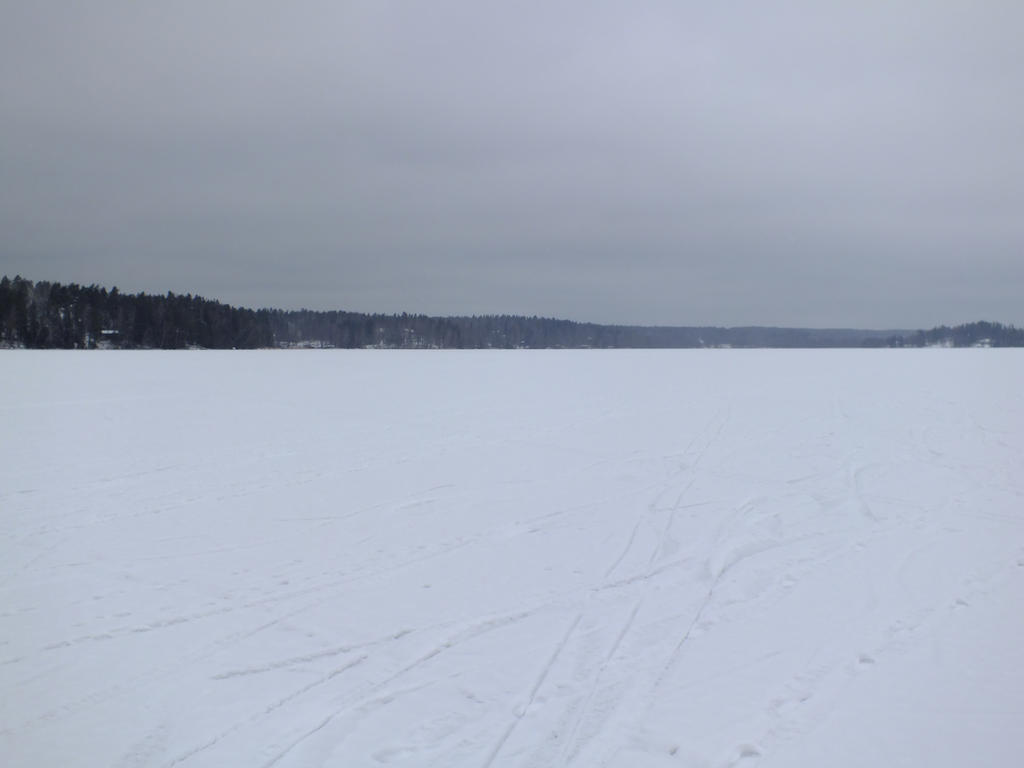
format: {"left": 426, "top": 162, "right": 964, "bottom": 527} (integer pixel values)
{"left": 2, "top": 350, "right": 1023, "bottom": 767}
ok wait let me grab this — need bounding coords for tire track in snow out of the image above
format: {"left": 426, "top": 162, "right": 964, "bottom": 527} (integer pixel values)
{"left": 653, "top": 585, "right": 716, "bottom": 691}
{"left": 162, "top": 656, "right": 368, "bottom": 768}
{"left": 259, "top": 609, "right": 538, "bottom": 768}
{"left": 647, "top": 481, "right": 694, "bottom": 570}
{"left": 603, "top": 407, "right": 728, "bottom": 584}
{"left": 603, "top": 519, "right": 642, "bottom": 580}
{"left": 12, "top": 605, "right": 320, "bottom": 737}
{"left": 647, "top": 407, "right": 729, "bottom": 572}
{"left": 34, "top": 533, "right": 480, "bottom": 657}
{"left": 561, "top": 601, "right": 641, "bottom": 764}
{"left": 482, "top": 613, "right": 582, "bottom": 768}
{"left": 211, "top": 629, "right": 412, "bottom": 679}
{"left": 849, "top": 461, "right": 882, "bottom": 521}
{"left": 564, "top": 406, "right": 732, "bottom": 762}
{"left": 653, "top": 493, "right": 780, "bottom": 691}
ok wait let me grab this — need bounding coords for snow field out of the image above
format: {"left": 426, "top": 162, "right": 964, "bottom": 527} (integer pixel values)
{"left": 2, "top": 349, "right": 1023, "bottom": 767}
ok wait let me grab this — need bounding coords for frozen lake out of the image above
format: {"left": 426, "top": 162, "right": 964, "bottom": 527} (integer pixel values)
{"left": 2, "top": 350, "right": 1023, "bottom": 767}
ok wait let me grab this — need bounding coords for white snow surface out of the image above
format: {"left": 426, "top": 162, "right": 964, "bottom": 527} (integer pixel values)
{"left": 3, "top": 349, "right": 1023, "bottom": 768}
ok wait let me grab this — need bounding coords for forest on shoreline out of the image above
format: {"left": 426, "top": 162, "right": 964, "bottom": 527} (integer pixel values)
{"left": 2, "top": 276, "right": 1021, "bottom": 349}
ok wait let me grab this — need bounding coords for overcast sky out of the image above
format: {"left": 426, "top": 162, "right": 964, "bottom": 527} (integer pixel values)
{"left": 2, "top": 2, "right": 1022, "bottom": 327}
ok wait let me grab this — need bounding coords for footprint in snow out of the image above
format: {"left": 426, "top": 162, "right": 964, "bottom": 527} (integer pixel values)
{"left": 736, "top": 743, "right": 762, "bottom": 761}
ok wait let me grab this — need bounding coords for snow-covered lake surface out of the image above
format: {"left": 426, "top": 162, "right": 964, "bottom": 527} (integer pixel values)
{"left": 3, "top": 350, "right": 1023, "bottom": 767}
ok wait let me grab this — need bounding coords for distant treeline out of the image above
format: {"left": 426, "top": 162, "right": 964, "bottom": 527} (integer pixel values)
{"left": 1, "top": 276, "right": 1021, "bottom": 349}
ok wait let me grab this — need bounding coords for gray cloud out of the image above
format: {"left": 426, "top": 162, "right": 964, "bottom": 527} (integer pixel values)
{"left": 2, "top": 1, "right": 1022, "bottom": 327}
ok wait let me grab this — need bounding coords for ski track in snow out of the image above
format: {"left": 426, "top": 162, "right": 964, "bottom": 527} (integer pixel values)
{"left": 2, "top": 349, "right": 1024, "bottom": 767}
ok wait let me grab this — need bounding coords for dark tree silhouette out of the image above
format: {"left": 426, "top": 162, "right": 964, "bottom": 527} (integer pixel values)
{"left": 1, "top": 276, "right": 1020, "bottom": 350}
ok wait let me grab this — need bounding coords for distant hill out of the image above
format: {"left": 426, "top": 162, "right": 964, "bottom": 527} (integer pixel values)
{"left": 2, "top": 276, "right": 1020, "bottom": 349}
